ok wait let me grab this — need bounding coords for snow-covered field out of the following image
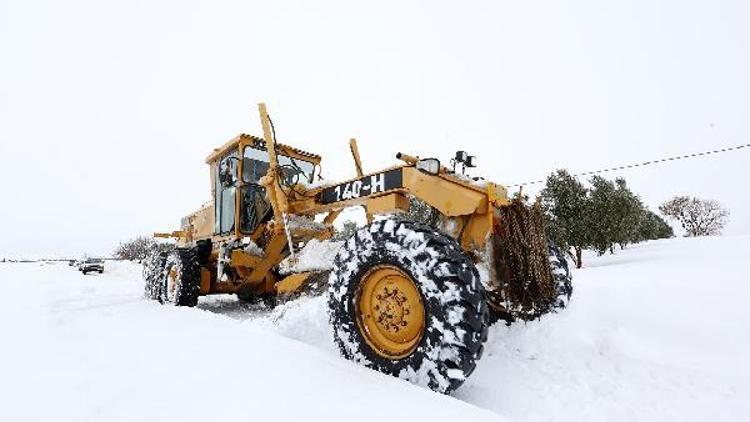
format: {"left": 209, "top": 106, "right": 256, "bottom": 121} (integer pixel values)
{"left": 1, "top": 236, "right": 748, "bottom": 421}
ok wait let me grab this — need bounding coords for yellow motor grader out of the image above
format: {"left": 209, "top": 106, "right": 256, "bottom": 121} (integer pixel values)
{"left": 145, "top": 103, "right": 572, "bottom": 394}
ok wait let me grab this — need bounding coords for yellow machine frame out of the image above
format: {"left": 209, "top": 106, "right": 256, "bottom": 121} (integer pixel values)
{"left": 156, "top": 103, "right": 510, "bottom": 299}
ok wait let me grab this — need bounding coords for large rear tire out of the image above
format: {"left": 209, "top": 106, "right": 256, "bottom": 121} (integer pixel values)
{"left": 487, "top": 241, "right": 573, "bottom": 324}
{"left": 548, "top": 242, "right": 573, "bottom": 309}
{"left": 161, "top": 248, "right": 201, "bottom": 307}
{"left": 143, "top": 251, "right": 168, "bottom": 301}
{"left": 328, "top": 219, "right": 488, "bottom": 394}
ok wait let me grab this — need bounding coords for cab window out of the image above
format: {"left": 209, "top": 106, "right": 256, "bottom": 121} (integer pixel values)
{"left": 242, "top": 146, "right": 315, "bottom": 184}
{"left": 215, "top": 152, "right": 238, "bottom": 234}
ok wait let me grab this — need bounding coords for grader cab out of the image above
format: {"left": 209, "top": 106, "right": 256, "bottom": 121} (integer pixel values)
{"left": 145, "top": 103, "right": 572, "bottom": 394}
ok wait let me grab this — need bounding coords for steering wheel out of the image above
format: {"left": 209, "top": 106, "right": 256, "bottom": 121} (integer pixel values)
{"left": 279, "top": 164, "right": 303, "bottom": 188}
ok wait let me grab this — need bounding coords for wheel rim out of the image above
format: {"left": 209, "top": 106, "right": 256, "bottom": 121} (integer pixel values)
{"left": 356, "top": 265, "right": 425, "bottom": 359}
{"left": 166, "top": 267, "right": 178, "bottom": 301}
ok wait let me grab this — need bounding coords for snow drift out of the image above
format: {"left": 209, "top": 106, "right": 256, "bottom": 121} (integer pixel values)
{"left": 1, "top": 235, "right": 748, "bottom": 421}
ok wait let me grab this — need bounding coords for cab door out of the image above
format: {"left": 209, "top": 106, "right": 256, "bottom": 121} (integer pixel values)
{"left": 215, "top": 152, "right": 239, "bottom": 234}
{"left": 239, "top": 146, "right": 272, "bottom": 233}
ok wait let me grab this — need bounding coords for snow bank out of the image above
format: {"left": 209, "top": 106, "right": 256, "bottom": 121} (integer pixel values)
{"left": 2, "top": 236, "right": 749, "bottom": 421}
{"left": 456, "top": 236, "right": 750, "bottom": 421}
{"left": 0, "top": 260, "right": 499, "bottom": 422}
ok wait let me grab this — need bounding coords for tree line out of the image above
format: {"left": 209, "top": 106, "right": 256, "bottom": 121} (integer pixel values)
{"left": 541, "top": 169, "right": 728, "bottom": 268}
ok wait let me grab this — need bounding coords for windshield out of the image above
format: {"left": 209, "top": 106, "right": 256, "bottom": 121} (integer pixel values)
{"left": 243, "top": 147, "right": 315, "bottom": 184}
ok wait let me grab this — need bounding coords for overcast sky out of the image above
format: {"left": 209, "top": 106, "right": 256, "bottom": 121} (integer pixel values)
{"left": 1, "top": 0, "right": 748, "bottom": 258}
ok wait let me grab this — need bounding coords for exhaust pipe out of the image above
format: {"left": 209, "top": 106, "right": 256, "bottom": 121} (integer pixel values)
{"left": 396, "top": 152, "right": 418, "bottom": 164}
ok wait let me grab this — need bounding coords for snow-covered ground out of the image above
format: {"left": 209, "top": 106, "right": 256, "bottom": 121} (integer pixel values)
{"left": 1, "top": 236, "right": 748, "bottom": 421}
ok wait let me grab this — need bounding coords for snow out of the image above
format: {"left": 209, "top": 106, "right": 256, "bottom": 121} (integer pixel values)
{"left": 285, "top": 214, "right": 327, "bottom": 232}
{"left": 0, "top": 261, "right": 499, "bottom": 422}
{"left": 451, "top": 172, "right": 488, "bottom": 189}
{"left": 306, "top": 177, "right": 333, "bottom": 190}
{"left": 278, "top": 238, "right": 343, "bottom": 275}
{"left": 2, "top": 236, "right": 749, "bottom": 421}
{"left": 241, "top": 237, "right": 264, "bottom": 256}
{"left": 458, "top": 236, "right": 750, "bottom": 421}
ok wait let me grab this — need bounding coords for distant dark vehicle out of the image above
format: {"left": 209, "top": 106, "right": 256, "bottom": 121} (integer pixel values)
{"left": 80, "top": 258, "right": 104, "bottom": 274}
{"left": 68, "top": 260, "right": 76, "bottom": 266}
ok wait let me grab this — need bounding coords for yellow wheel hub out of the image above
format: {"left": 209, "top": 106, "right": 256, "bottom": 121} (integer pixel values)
{"left": 356, "top": 265, "right": 426, "bottom": 359}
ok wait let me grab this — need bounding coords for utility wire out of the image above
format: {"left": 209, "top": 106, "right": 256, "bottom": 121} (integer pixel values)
{"left": 507, "top": 142, "right": 750, "bottom": 188}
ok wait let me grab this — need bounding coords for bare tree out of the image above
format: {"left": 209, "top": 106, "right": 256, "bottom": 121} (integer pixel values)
{"left": 114, "top": 236, "right": 174, "bottom": 262}
{"left": 659, "top": 196, "right": 729, "bottom": 237}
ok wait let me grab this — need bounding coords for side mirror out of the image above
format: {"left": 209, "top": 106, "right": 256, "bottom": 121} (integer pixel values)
{"left": 416, "top": 158, "right": 441, "bottom": 175}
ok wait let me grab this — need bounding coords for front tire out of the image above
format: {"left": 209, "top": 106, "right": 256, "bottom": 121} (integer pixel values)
{"left": 161, "top": 248, "right": 201, "bottom": 307}
{"left": 328, "top": 219, "right": 488, "bottom": 394}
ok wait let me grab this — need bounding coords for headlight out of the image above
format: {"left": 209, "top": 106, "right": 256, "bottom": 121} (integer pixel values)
{"left": 416, "top": 158, "right": 441, "bottom": 175}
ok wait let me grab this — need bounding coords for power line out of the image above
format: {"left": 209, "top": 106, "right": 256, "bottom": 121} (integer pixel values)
{"left": 507, "top": 142, "right": 750, "bottom": 188}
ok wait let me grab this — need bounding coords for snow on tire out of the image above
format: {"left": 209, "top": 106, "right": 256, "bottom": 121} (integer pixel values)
{"left": 143, "top": 251, "right": 168, "bottom": 301}
{"left": 327, "top": 219, "right": 489, "bottom": 394}
{"left": 161, "top": 248, "right": 201, "bottom": 307}
{"left": 548, "top": 242, "right": 573, "bottom": 309}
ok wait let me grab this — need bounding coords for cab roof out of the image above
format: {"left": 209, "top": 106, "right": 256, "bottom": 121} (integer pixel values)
{"left": 205, "top": 133, "right": 321, "bottom": 165}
